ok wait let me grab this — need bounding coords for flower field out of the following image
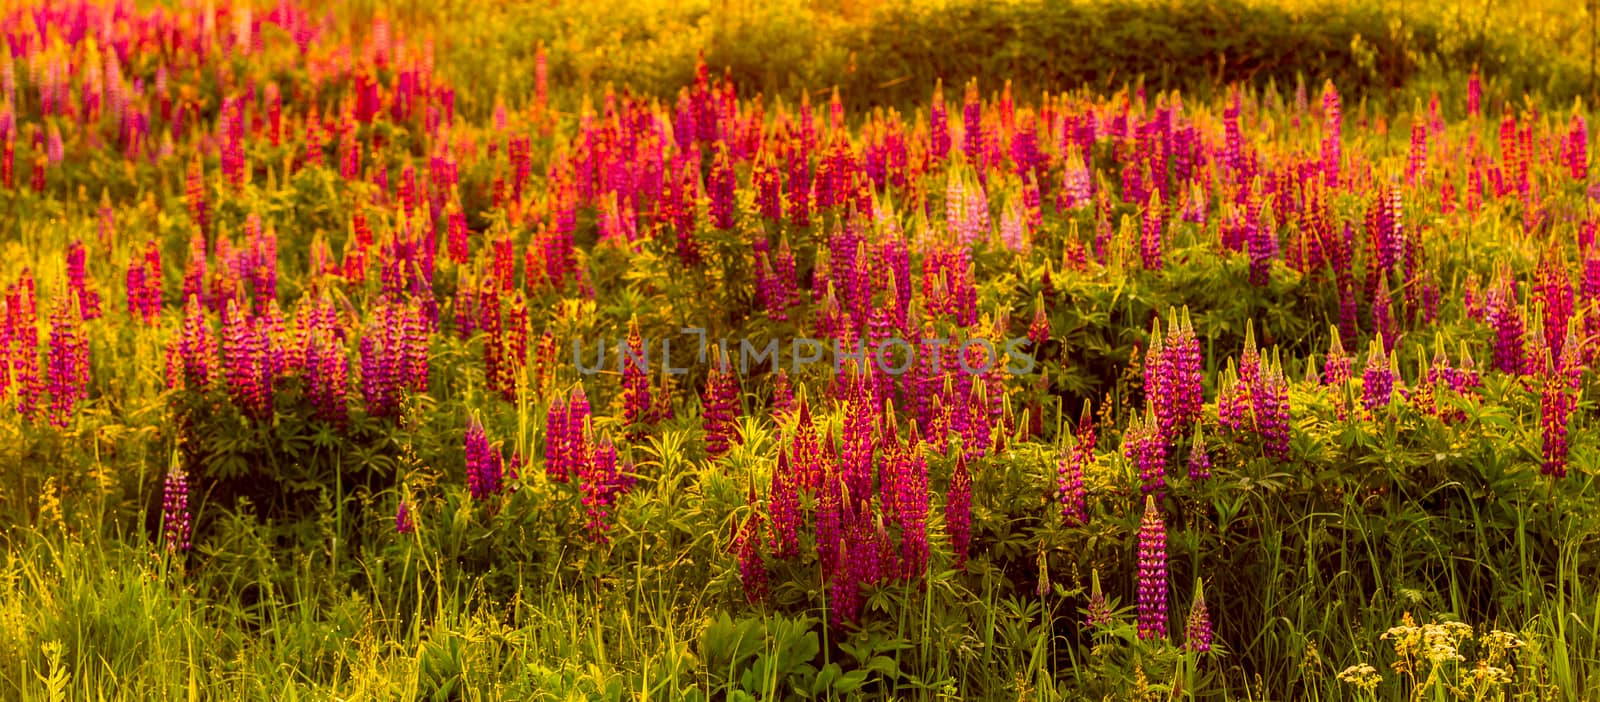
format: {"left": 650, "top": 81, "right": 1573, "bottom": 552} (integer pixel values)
{"left": 2, "top": 0, "right": 1600, "bottom": 699}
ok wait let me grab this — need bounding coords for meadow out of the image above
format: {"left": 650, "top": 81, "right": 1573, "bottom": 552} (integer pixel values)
{"left": 0, "top": 0, "right": 1599, "bottom": 700}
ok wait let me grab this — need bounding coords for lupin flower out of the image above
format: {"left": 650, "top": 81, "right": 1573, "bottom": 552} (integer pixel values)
{"left": 567, "top": 382, "right": 594, "bottom": 444}
{"left": 1140, "top": 190, "right": 1163, "bottom": 270}
{"left": 127, "top": 240, "right": 163, "bottom": 324}
{"left": 1569, "top": 113, "right": 1588, "bottom": 182}
{"left": 1467, "top": 67, "right": 1481, "bottom": 118}
{"left": 1540, "top": 332, "right": 1582, "bottom": 478}
{"left": 1535, "top": 257, "right": 1574, "bottom": 359}
{"left": 45, "top": 298, "right": 88, "bottom": 429}
{"left": 709, "top": 146, "right": 736, "bottom": 229}
{"left": 544, "top": 396, "right": 570, "bottom": 482}
{"left": 1058, "top": 439, "right": 1089, "bottom": 526}
{"left": 886, "top": 425, "right": 932, "bottom": 580}
{"left": 1184, "top": 579, "right": 1213, "bottom": 653}
{"left": 701, "top": 361, "right": 741, "bottom": 458}
{"left": 1246, "top": 184, "right": 1275, "bottom": 286}
{"left": 1137, "top": 495, "right": 1168, "bottom": 641}
{"left": 185, "top": 156, "right": 209, "bottom": 235}
{"left": 395, "top": 499, "right": 415, "bottom": 535}
{"left": 1362, "top": 339, "right": 1395, "bottom": 415}
{"left": 768, "top": 452, "right": 802, "bottom": 559}
{"left": 1372, "top": 277, "right": 1397, "bottom": 354}
{"left": 1124, "top": 408, "right": 1167, "bottom": 499}
{"left": 1486, "top": 277, "right": 1526, "bottom": 375}
{"left": 1162, "top": 307, "right": 1204, "bottom": 437}
{"left": 1000, "top": 198, "right": 1027, "bottom": 252}
{"left": 735, "top": 511, "right": 769, "bottom": 603}
{"left": 1188, "top": 424, "right": 1211, "bottom": 480}
{"left": 464, "top": 417, "right": 504, "bottom": 502}
{"left": 1086, "top": 569, "right": 1113, "bottom": 628}
{"left": 578, "top": 438, "right": 629, "bottom": 541}
{"left": 1256, "top": 356, "right": 1292, "bottom": 462}
{"left": 621, "top": 317, "right": 653, "bottom": 429}
{"left": 930, "top": 80, "right": 951, "bottom": 161}
{"left": 1323, "top": 326, "right": 1353, "bottom": 386}
{"left": 1143, "top": 317, "right": 1167, "bottom": 412}
{"left": 1028, "top": 299, "right": 1050, "bottom": 348}
{"left": 754, "top": 153, "right": 782, "bottom": 222}
{"left": 303, "top": 328, "right": 349, "bottom": 428}
{"left": 771, "top": 368, "right": 795, "bottom": 417}
{"left": 65, "top": 241, "right": 102, "bottom": 321}
{"left": 161, "top": 464, "right": 193, "bottom": 553}
{"left": 947, "top": 454, "right": 973, "bottom": 569}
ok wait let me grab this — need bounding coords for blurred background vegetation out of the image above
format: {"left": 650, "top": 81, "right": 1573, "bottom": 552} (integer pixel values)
{"left": 341, "top": 0, "right": 1600, "bottom": 117}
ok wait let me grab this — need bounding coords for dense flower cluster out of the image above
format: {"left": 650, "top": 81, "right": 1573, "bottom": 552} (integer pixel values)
{"left": 2, "top": 0, "right": 1594, "bottom": 636}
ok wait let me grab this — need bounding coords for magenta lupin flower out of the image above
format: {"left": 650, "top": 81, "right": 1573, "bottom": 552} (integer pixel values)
{"left": 161, "top": 464, "right": 193, "bottom": 553}
{"left": 1536, "top": 257, "right": 1575, "bottom": 360}
{"left": 1246, "top": 184, "right": 1274, "bottom": 286}
{"left": 1143, "top": 316, "right": 1168, "bottom": 409}
{"left": 1256, "top": 356, "right": 1292, "bottom": 461}
{"left": 1058, "top": 440, "right": 1089, "bottom": 526}
{"left": 1086, "top": 569, "right": 1113, "bottom": 628}
{"left": 1467, "top": 67, "right": 1481, "bottom": 118}
{"left": 1140, "top": 190, "right": 1164, "bottom": 270}
{"left": 891, "top": 426, "right": 932, "bottom": 580}
{"left": 1077, "top": 403, "right": 1099, "bottom": 456}
{"left": 754, "top": 153, "right": 782, "bottom": 222}
{"left": 709, "top": 146, "right": 736, "bottom": 230}
{"left": 578, "top": 437, "right": 629, "bottom": 541}
{"left": 221, "top": 299, "right": 271, "bottom": 419}
{"left": 1322, "top": 81, "right": 1342, "bottom": 187}
{"left": 1405, "top": 115, "right": 1428, "bottom": 187}
{"left": 930, "top": 81, "right": 951, "bottom": 161}
{"left": 1137, "top": 495, "right": 1168, "bottom": 641}
{"left": 1372, "top": 277, "right": 1397, "bottom": 354}
{"left": 621, "top": 317, "right": 653, "bottom": 429}
{"left": 45, "top": 299, "right": 88, "bottom": 429}
{"left": 1184, "top": 579, "right": 1213, "bottom": 653}
{"left": 171, "top": 294, "right": 216, "bottom": 390}
{"left": 1125, "top": 408, "right": 1167, "bottom": 499}
{"left": 735, "top": 510, "right": 769, "bottom": 603}
{"left": 1362, "top": 339, "right": 1395, "bottom": 416}
{"left": 304, "top": 328, "right": 349, "bottom": 428}
{"left": 1487, "top": 275, "right": 1526, "bottom": 375}
{"left": 828, "top": 526, "right": 863, "bottom": 628}
{"left": 127, "top": 240, "right": 163, "bottom": 324}
{"left": 185, "top": 157, "right": 209, "bottom": 235}
{"left": 566, "top": 386, "right": 592, "bottom": 473}
{"left": 771, "top": 368, "right": 795, "bottom": 418}
{"left": 701, "top": 362, "right": 741, "bottom": 458}
{"left": 446, "top": 202, "right": 469, "bottom": 264}
{"left": 1028, "top": 301, "right": 1050, "bottom": 347}
{"left": 395, "top": 499, "right": 415, "bottom": 535}
{"left": 1168, "top": 308, "right": 1205, "bottom": 430}
{"left": 769, "top": 452, "right": 801, "bottom": 559}
{"left": 1568, "top": 113, "right": 1588, "bottom": 182}
{"left": 1188, "top": 424, "right": 1211, "bottom": 480}
{"left": 65, "top": 241, "right": 101, "bottom": 321}
{"left": 1540, "top": 334, "right": 1582, "bottom": 478}
{"left": 544, "top": 396, "right": 570, "bottom": 482}
{"left": 1323, "top": 327, "right": 1353, "bottom": 386}
{"left": 947, "top": 454, "right": 973, "bottom": 569}
{"left": 464, "top": 417, "right": 504, "bottom": 502}
{"left": 785, "top": 140, "right": 811, "bottom": 227}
